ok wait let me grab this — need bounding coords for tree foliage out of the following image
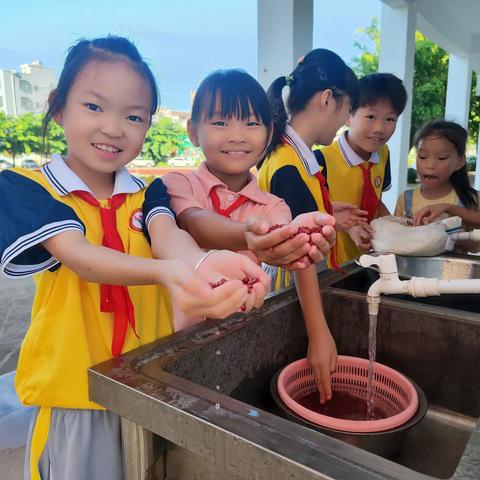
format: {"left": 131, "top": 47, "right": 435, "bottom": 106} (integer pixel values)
{"left": 351, "top": 17, "right": 480, "bottom": 144}
{"left": 142, "top": 117, "right": 188, "bottom": 163}
{"left": 0, "top": 113, "right": 188, "bottom": 165}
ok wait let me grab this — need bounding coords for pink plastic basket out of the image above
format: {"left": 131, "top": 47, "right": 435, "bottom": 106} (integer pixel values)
{"left": 277, "top": 356, "right": 418, "bottom": 433}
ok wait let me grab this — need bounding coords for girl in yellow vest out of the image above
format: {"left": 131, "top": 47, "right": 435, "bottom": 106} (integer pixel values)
{"left": 0, "top": 37, "right": 269, "bottom": 480}
{"left": 395, "top": 119, "right": 480, "bottom": 252}
{"left": 258, "top": 49, "right": 367, "bottom": 403}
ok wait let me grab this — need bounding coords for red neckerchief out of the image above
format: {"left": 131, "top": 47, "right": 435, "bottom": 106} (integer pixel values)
{"left": 209, "top": 187, "right": 248, "bottom": 218}
{"left": 359, "top": 162, "right": 380, "bottom": 222}
{"left": 72, "top": 190, "right": 137, "bottom": 357}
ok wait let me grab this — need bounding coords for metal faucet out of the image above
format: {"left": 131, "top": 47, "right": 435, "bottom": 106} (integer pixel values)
{"left": 358, "top": 253, "right": 480, "bottom": 315}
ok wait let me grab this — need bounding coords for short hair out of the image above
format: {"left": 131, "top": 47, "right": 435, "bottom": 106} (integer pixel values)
{"left": 191, "top": 69, "right": 271, "bottom": 129}
{"left": 353, "top": 73, "right": 407, "bottom": 115}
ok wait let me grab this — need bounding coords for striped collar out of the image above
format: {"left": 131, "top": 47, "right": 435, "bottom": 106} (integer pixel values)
{"left": 283, "top": 124, "right": 320, "bottom": 176}
{"left": 338, "top": 131, "right": 380, "bottom": 167}
{"left": 41, "top": 154, "right": 146, "bottom": 197}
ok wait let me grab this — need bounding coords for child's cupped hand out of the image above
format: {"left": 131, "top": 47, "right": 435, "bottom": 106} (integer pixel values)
{"left": 332, "top": 202, "right": 369, "bottom": 231}
{"left": 244, "top": 217, "right": 310, "bottom": 267}
{"left": 197, "top": 250, "right": 270, "bottom": 314}
{"left": 412, "top": 203, "right": 449, "bottom": 226}
{"left": 289, "top": 212, "right": 336, "bottom": 268}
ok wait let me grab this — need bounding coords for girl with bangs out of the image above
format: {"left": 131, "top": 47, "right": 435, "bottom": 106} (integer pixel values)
{"left": 163, "top": 69, "right": 338, "bottom": 403}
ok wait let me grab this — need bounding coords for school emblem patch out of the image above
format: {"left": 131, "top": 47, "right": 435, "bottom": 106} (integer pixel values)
{"left": 374, "top": 175, "right": 382, "bottom": 188}
{"left": 129, "top": 208, "right": 143, "bottom": 232}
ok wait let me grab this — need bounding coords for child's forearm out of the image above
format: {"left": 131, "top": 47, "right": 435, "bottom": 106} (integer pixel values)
{"left": 294, "top": 266, "right": 330, "bottom": 340}
{"left": 177, "top": 208, "right": 248, "bottom": 250}
{"left": 148, "top": 214, "right": 205, "bottom": 264}
{"left": 446, "top": 205, "right": 480, "bottom": 227}
{"left": 375, "top": 201, "right": 390, "bottom": 218}
{"left": 42, "top": 230, "right": 176, "bottom": 286}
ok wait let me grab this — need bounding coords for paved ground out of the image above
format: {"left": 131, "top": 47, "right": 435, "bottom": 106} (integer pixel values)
{"left": 0, "top": 275, "right": 34, "bottom": 479}
{"left": 0, "top": 275, "right": 33, "bottom": 375}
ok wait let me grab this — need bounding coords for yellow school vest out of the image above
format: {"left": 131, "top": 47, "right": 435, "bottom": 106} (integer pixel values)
{"left": 321, "top": 142, "right": 390, "bottom": 264}
{"left": 11, "top": 169, "right": 173, "bottom": 410}
{"left": 258, "top": 144, "right": 340, "bottom": 272}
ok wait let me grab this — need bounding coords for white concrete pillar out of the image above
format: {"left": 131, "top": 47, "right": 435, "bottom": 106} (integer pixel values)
{"left": 378, "top": 1, "right": 416, "bottom": 212}
{"left": 445, "top": 54, "right": 472, "bottom": 128}
{"left": 257, "top": 0, "right": 313, "bottom": 89}
{"left": 475, "top": 78, "right": 480, "bottom": 191}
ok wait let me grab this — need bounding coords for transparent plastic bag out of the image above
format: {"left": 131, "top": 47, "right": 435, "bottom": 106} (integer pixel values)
{"left": 371, "top": 216, "right": 448, "bottom": 256}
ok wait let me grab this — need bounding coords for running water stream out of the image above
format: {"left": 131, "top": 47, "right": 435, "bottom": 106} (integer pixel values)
{"left": 366, "top": 312, "right": 378, "bottom": 420}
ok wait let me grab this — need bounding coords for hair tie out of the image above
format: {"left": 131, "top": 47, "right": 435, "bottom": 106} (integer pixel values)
{"left": 285, "top": 74, "right": 294, "bottom": 87}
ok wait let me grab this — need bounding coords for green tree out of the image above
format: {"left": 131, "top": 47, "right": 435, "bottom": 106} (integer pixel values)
{"left": 42, "top": 119, "right": 68, "bottom": 156}
{"left": 351, "top": 17, "right": 480, "bottom": 144}
{"left": 142, "top": 117, "right": 188, "bottom": 163}
{"left": 0, "top": 113, "right": 67, "bottom": 162}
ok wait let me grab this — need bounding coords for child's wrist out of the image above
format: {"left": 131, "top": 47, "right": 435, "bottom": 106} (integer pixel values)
{"left": 194, "top": 250, "right": 218, "bottom": 271}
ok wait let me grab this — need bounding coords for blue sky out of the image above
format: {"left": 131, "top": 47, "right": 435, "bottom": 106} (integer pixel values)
{"left": 0, "top": 0, "right": 380, "bottom": 111}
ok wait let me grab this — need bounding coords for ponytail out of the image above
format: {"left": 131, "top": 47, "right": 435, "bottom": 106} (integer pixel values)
{"left": 265, "top": 49, "right": 359, "bottom": 154}
{"left": 267, "top": 76, "right": 288, "bottom": 154}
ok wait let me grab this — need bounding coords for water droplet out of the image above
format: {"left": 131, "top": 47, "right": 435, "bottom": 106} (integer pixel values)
{"left": 216, "top": 385, "right": 220, "bottom": 391}
{"left": 214, "top": 328, "right": 220, "bottom": 335}
{"left": 215, "top": 350, "right": 221, "bottom": 356}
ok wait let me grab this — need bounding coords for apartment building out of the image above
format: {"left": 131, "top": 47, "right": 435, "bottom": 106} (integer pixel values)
{"left": 0, "top": 61, "right": 57, "bottom": 116}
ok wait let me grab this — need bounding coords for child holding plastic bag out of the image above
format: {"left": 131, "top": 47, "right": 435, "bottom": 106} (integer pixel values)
{"left": 394, "top": 119, "right": 480, "bottom": 253}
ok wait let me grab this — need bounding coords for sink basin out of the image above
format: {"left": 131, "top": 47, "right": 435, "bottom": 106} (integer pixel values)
{"left": 89, "top": 261, "right": 480, "bottom": 480}
{"left": 394, "top": 254, "right": 480, "bottom": 280}
{"left": 336, "top": 253, "right": 480, "bottom": 314}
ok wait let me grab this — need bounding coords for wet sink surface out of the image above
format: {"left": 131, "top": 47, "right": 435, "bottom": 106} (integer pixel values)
{"left": 89, "top": 257, "right": 480, "bottom": 480}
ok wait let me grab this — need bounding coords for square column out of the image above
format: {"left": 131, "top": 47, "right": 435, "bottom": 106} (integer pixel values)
{"left": 257, "top": 0, "right": 313, "bottom": 89}
{"left": 378, "top": 1, "right": 416, "bottom": 211}
{"left": 445, "top": 54, "right": 472, "bottom": 128}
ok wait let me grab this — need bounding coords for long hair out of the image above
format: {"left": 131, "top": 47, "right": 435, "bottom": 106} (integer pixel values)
{"left": 414, "top": 119, "right": 477, "bottom": 209}
{"left": 267, "top": 48, "right": 359, "bottom": 153}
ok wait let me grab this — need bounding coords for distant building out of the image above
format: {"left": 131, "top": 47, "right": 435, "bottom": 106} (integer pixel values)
{"left": 0, "top": 61, "right": 57, "bottom": 116}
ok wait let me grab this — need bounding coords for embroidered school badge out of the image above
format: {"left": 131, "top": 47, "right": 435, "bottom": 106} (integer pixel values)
{"left": 129, "top": 209, "right": 143, "bottom": 232}
{"left": 374, "top": 175, "right": 382, "bottom": 188}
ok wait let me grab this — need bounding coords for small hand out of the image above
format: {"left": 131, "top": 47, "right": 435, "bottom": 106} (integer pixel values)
{"left": 413, "top": 204, "right": 450, "bottom": 226}
{"left": 197, "top": 250, "right": 270, "bottom": 313}
{"left": 348, "top": 223, "right": 374, "bottom": 251}
{"left": 164, "top": 259, "right": 249, "bottom": 318}
{"left": 290, "top": 212, "right": 336, "bottom": 266}
{"left": 332, "top": 202, "right": 368, "bottom": 231}
{"left": 307, "top": 330, "right": 338, "bottom": 404}
{"left": 245, "top": 217, "right": 311, "bottom": 268}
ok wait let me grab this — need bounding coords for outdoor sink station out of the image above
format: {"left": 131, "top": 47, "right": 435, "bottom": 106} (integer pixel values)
{"left": 89, "top": 253, "right": 480, "bottom": 480}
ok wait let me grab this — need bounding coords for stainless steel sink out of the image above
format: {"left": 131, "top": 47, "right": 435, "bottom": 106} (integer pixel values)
{"left": 336, "top": 254, "right": 480, "bottom": 314}
{"left": 89, "top": 260, "right": 480, "bottom": 480}
{"left": 395, "top": 254, "right": 480, "bottom": 280}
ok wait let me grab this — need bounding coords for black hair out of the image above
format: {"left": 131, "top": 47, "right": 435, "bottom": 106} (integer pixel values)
{"left": 352, "top": 73, "right": 407, "bottom": 115}
{"left": 42, "top": 35, "right": 159, "bottom": 151}
{"left": 191, "top": 69, "right": 272, "bottom": 129}
{"left": 267, "top": 48, "right": 359, "bottom": 152}
{"left": 414, "top": 119, "right": 477, "bottom": 209}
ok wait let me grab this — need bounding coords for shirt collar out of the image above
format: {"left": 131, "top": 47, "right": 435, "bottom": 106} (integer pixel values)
{"left": 283, "top": 124, "right": 320, "bottom": 176}
{"left": 338, "top": 131, "right": 380, "bottom": 167}
{"left": 195, "top": 162, "right": 269, "bottom": 205}
{"left": 41, "top": 154, "right": 146, "bottom": 197}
